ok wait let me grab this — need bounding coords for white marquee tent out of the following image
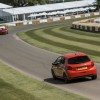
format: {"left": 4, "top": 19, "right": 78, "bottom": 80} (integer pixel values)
{"left": 0, "top": 0, "right": 96, "bottom": 22}
{"left": 0, "top": 3, "right": 12, "bottom": 9}
{"left": 3, "top": 0, "right": 95, "bottom": 15}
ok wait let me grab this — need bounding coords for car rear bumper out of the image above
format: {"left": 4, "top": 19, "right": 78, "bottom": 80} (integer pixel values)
{"left": 0, "top": 32, "right": 7, "bottom": 35}
{"left": 67, "top": 66, "right": 97, "bottom": 80}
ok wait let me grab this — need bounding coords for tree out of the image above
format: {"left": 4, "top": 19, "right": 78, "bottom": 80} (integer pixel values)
{"left": 0, "top": 0, "right": 80, "bottom": 7}
{"left": 96, "top": 0, "right": 100, "bottom": 11}
{"left": 0, "top": 0, "right": 48, "bottom": 6}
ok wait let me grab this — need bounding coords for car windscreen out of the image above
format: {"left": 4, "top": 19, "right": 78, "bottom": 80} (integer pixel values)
{"left": 68, "top": 56, "right": 90, "bottom": 64}
{"left": 0, "top": 28, "right": 5, "bottom": 30}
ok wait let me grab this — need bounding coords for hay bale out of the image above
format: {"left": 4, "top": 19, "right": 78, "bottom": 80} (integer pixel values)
{"left": 81, "top": 14, "right": 85, "bottom": 18}
{"left": 88, "top": 19, "right": 94, "bottom": 23}
{"left": 60, "top": 16, "right": 65, "bottom": 21}
{"left": 32, "top": 20, "right": 40, "bottom": 25}
{"left": 47, "top": 18, "right": 53, "bottom": 23}
{"left": 71, "top": 15, "right": 75, "bottom": 19}
{"left": 16, "top": 22, "right": 23, "bottom": 26}
{"left": 0, "top": 24, "right": 8, "bottom": 29}
{"left": 90, "top": 12, "right": 94, "bottom": 16}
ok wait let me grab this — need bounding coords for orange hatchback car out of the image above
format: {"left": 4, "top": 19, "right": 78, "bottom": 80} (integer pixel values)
{"left": 51, "top": 52, "right": 97, "bottom": 83}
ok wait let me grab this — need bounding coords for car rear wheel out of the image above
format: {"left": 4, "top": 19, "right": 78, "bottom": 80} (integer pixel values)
{"left": 51, "top": 69, "right": 57, "bottom": 80}
{"left": 63, "top": 73, "right": 69, "bottom": 84}
{"left": 91, "top": 75, "right": 97, "bottom": 80}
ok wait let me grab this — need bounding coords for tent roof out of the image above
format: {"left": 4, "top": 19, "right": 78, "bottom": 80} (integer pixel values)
{"left": 0, "top": 3, "right": 12, "bottom": 9}
{"left": 3, "top": 0, "right": 95, "bottom": 15}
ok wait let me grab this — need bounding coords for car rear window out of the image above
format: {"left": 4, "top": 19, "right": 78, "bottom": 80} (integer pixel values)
{"left": 68, "top": 56, "right": 90, "bottom": 64}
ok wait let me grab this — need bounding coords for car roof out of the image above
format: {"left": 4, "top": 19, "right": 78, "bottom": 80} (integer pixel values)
{"left": 64, "top": 52, "right": 87, "bottom": 59}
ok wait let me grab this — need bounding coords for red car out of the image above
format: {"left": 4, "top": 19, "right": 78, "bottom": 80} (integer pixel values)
{"left": 51, "top": 52, "right": 97, "bottom": 83}
{"left": 0, "top": 26, "right": 8, "bottom": 35}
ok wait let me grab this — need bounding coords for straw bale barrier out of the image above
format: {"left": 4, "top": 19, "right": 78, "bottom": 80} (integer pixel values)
{"left": 60, "top": 16, "right": 65, "bottom": 21}
{"left": 32, "top": 20, "right": 40, "bottom": 25}
{"left": 0, "top": 24, "right": 7, "bottom": 29}
{"left": 16, "top": 22, "right": 23, "bottom": 26}
{"left": 47, "top": 18, "right": 53, "bottom": 23}
{"left": 72, "top": 17, "right": 100, "bottom": 33}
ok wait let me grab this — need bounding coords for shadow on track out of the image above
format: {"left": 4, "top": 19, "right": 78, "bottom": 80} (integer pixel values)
{"left": 44, "top": 77, "right": 92, "bottom": 84}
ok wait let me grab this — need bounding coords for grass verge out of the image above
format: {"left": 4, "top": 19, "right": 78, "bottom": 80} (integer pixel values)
{"left": 17, "top": 24, "right": 100, "bottom": 62}
{"left": 0, "top": 62, "right": 89, "bottom": 100}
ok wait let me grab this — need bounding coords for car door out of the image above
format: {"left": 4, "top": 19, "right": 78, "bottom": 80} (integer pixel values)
{"left": 53, "top": 56, "right": 65, "bottom": 77}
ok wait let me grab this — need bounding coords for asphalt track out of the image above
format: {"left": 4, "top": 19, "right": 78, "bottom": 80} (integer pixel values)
{"left": 0, "top": 22, "right": 100, "bottom": 100}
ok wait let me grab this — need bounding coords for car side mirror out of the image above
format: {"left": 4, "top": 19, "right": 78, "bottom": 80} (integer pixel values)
{"left": 52, "top": 62, "right": 55, "bottom": 65}
{"left": 52, "top": 62, "right": 60, "bottom": 65}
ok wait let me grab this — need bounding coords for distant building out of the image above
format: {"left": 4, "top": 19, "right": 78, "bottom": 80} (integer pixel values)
{"left": 0, "top": 3, "right": 12, "bottom": 23}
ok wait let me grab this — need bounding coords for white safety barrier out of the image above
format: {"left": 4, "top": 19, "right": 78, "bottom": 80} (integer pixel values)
{"left": 6, "top": 23, "right": 16, "bottom": 26}
{"left": 95, "top": 27, "right": 99, "bottom": 31}
{"left": 65, "top": 16, "right": 71, "bottom": 20}
{"left": 53, "top": 17, "right": 60, "bottom": 21}
{"left": 40, "top": 19, "right": 47, "bottom": 23}
{"left": 75, "top": 15, "right": 81, "bottom": 18}
{"left": 85, "top": 13, "right": 90, "bottom": 17}
{"left": 94, "top": 12, "right": 99, "bottom": 15}
{"left": 89, "top": 27, "right": 92, "bottom": 31}
{"left": 28, "top": 21, "right": 32, "bottom": 24}
{"left": 23, "top": 21, "right": 28, "bottom": 25}
{"left": 85, "top": 26, "right": 87, "bottom": 30}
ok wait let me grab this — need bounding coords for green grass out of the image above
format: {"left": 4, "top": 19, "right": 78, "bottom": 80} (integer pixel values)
{"left": 60, "top": 26, "right": 100, "bottom": 38}
{"left": 0, "top": 62, "right": 89, "bottom": 100}
{"left": 17, "top": 23, "right": 100, "bottom": 62}
{"left": 25, "top": 29, "right": 100, "bottom": 57}
{"left": 16, "top": 15, "right": 100, "bottom": 63}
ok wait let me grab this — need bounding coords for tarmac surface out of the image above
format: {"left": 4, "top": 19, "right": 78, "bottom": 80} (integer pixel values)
{"left": 0, "top": 22, "right": 100, "bottom": 100}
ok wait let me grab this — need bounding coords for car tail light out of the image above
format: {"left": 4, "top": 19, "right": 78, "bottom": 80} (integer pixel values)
{"left": 87, "top": 61, "right": 94, "bottom": 68}
{"left": 91, "top": 62, "right": 94, "bottom": 66}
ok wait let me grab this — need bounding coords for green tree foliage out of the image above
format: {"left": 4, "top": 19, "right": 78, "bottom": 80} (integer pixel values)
{"left": 0, "top": 0, "right": 80, "bottom": 7}
{"left": 96, "top": 0, "right": 100, "bottom": 10}
{"left": 0, "top": 0, "right": 47, "bottom": 6}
